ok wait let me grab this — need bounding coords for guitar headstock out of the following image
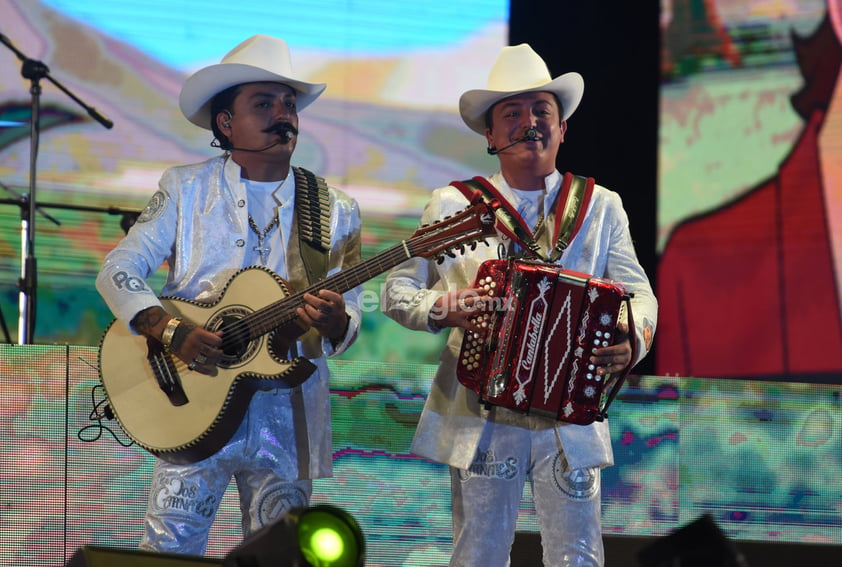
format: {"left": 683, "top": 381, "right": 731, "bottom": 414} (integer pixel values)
{"left": 407, "top": 199, "right": 497, "bottom": 261}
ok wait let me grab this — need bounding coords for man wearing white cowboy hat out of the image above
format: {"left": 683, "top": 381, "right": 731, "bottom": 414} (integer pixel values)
{"left": 382, "top": 44, "right": 657, "bottom": 566}
{"left": 97, "top": 34, "right": 363, "bottom": 555}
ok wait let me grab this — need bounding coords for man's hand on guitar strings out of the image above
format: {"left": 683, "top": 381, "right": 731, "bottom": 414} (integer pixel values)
{"left": 297, "top": 289, "right": 350, "bottom": 341}
{"left": 170, "top": 321, "right": 224, "bottom": 374}
{"left": 590, "top": 320, "right": 632, "bottom": 376}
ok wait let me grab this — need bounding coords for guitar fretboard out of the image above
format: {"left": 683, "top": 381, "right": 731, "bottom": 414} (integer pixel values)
{"left": 245, "top": 241, "right": 412, "bottom": 338}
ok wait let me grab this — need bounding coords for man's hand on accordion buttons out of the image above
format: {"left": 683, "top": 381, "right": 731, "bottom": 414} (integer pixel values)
{"left": 591, "top": 320, "right": 632, "bottom": 376}
{"left": 430, "top": 288, "right": 490, "bottom": 332}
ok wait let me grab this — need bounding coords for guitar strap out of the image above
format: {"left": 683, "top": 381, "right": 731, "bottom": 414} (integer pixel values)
{"left": 277, "top": 167, "right": 332, "bottom": 361}
{"left": 293, "top": 166, "right": 331, "bottom": 285}
{"left": 451, "top": 172, "right": 594, "bottom": 262}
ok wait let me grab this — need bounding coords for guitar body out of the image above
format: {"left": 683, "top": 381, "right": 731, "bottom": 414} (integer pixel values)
{"left": 98, "top": 267, "right": 315, "bottom": 464}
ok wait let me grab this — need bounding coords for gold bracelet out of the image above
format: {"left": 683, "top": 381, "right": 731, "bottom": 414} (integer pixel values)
{"left": 160, "top": 317, "right": 182, "bottom": 349}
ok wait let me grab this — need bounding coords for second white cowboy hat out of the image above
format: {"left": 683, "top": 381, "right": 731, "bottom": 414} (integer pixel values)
{"left": 179, "top": 34, "right": 327, "bottom": 129}
{"left": 459, "top": 43, "right": 584, "bottom": 135}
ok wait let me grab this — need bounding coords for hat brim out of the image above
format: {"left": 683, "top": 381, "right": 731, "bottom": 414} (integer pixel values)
{"left": 179, "top": 63, "right": 327, "bottom": 129}
{"left": 458, "top": 72, "right": 584, "bottom": 135}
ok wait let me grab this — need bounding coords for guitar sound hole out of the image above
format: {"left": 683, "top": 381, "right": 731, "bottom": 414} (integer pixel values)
{"left": 211, "top": 312, "right": 259, "bottom": 368}
{"left": 220, "top": 316, "right": 248, "bottom": 356}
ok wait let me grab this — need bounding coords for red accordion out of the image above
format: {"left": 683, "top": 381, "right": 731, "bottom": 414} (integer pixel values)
{"left": 457, "top": 259, "right": 634, "bottom": 425}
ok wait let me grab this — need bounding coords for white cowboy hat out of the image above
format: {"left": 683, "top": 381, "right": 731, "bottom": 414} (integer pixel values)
{"left": 179, "top": 34, "right": 327, "bottom": 129}
{"left": 459, "top": 43, "right": 584, "bottom": 135}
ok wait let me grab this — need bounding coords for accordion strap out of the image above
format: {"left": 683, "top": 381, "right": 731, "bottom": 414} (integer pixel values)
{"left": 451, "top": 173, "right": 594, "bottom": 262}
{"left": 554, "top": 172, "right": 595, "bottom": 261}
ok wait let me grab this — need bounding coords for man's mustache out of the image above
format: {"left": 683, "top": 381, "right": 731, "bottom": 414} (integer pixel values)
{"left": 262, "top": 122, "right": 299, "bottom": 140}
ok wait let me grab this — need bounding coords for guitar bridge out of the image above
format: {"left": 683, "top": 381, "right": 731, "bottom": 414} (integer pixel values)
{"left": 146, "top": 338, "right": 189, "bottom": 406}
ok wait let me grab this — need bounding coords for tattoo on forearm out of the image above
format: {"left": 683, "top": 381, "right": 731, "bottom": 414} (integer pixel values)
{"left": 131, "top": 307, "right": 165, "bottom": 335}
{"left": 170, "top": 321, "right": 196, "bottom": 353}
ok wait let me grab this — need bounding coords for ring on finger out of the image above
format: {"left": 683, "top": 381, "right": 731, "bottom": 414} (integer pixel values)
{"left": 188, "top": 362, "right": 197, "bottom": 371}
{"left": 458, "top": 297, "right": 470, "bottom": 311}
{"left": 194, "top": 354, "right": 207, "bottom": 365}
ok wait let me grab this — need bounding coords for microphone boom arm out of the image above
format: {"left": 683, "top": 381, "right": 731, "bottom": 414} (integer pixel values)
{"left": 487, "top": 128, "right": 541, "bottom": 155}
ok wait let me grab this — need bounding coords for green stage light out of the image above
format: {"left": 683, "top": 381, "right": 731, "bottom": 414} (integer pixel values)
{"left": 222, "top": 503, "right": 364, "bottom": 567}
{"left": 296, "top": 505, "right": 365, "bottom": 567}
{"left": 306, "top": 527, "right": 343, "bottom": 561}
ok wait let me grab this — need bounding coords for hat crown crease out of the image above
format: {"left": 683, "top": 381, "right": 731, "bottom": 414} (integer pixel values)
{"left": 487, "top": 51, "right": 552, "bottom": 91}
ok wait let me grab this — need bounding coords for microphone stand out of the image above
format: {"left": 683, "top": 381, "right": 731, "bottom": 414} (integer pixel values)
{"left": 0, "top": 183, "right": 60, "bottom": 345}
{"left": 0, "top": 187, "right": 141, "bottom": 345}
{"left": 0, "top": 32, "right": 113, "bottom": 344}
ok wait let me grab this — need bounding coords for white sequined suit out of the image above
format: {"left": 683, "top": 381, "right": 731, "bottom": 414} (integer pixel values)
{"left": 381, "top": 170, "right": 657, "bottom": 567}
{"left": 96, "top": 155, "right": 362, "bottom": 555}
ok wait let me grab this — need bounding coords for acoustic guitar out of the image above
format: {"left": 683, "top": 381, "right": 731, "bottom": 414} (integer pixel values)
{"left": 98, "top": 199, "right": 496, "bottom": 463}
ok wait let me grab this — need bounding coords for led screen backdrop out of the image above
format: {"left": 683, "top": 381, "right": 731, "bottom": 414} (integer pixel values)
{"left": 657, "top": 0, "right": 842, "bottom": 382}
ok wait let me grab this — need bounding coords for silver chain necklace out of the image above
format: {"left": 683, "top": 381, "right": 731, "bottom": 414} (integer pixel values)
{"left": 247, "top": 214, "right": 279, "bottom": 264}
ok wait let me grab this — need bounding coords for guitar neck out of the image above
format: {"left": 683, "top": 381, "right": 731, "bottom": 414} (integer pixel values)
{"left": 245, "top": 241, "right": 412, "bottom": 338}
{"left": 225, "top": 199, "right": 494, "bottom": 343}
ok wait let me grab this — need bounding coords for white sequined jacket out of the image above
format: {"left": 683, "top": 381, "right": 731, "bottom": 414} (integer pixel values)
{"left": 96, "top": 154, "right": 363, "bottom": 477}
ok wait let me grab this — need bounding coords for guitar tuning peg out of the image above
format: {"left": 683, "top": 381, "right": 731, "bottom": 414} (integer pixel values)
{"left": 436, "top": 256, "right": 445, "bottom": 264}
{"left": 456, "top": 245, "right": 465, "bottom": 254}
{"left": 469, "top": 242, "right": 478, "bottom": 250}
{"left": 446, "top": 249, "right": 456, "bottom": 258}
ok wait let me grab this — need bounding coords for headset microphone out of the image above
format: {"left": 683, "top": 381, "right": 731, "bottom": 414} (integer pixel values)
{"left": 227, "top": 123, "right": 298, "bottom": 153}
{"left": 487, "top": 128, "right": 541, "bottom": 155}
{"left": 269, "top": 123, "right": 296, "bottom": 143}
